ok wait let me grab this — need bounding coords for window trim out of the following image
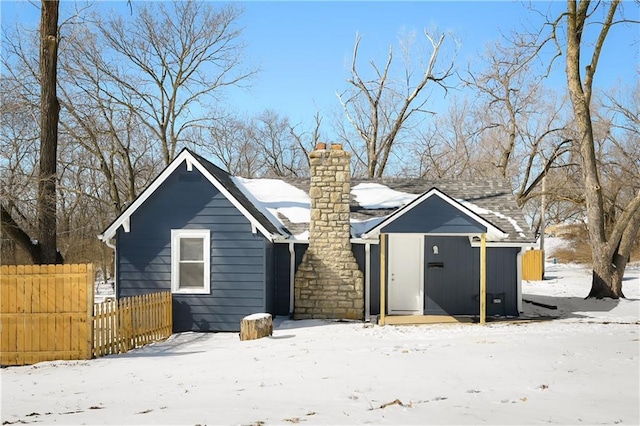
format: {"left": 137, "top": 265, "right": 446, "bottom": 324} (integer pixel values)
{"left": 171, "top": 229, "right": 211, "bottom": 294}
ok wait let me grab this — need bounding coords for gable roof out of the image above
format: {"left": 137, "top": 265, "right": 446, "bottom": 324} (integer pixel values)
{"left": 352, "top": 179, "right": 533, "bottom": 242}
{"left": 360, "top": 187, "right": 508, "bottom": 240}
{"left": 99, "top": 150, "right": 536, "bottom": 245}
{"left": 98, "top": 149, "right": 284, "bottom": 242}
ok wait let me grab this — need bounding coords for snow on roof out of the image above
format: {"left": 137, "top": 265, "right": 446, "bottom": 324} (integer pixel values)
{"left": 231, "top": 177, "right": 311, "bottom": 230}
{"left": 231, "top": 176, "right": 528, "bottom": 242}
{"left": 458, "top": 199, "right": 527, "bottom": 239}
{"left": 231, "top": 179, "right": 412, "bottom": 238}
{"left": 352, "top": 183, "right": 418, "bottom": 209}
{"left": 350, "top": 217, "right": 386, "bottom": 239}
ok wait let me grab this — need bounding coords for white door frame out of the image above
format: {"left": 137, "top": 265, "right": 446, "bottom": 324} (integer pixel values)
{"left": 387, "top": 234, "right": 424, "bottom": 315}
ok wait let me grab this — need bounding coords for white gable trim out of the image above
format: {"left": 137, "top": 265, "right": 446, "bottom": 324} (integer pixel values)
{"left": 361, "top": 187, "right": 508, "bottom": 240}
{"left": 98, "top": 150, "right": 278, "bottom": 242}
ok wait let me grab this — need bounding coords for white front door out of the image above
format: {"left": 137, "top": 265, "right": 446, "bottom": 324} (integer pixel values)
{"left": 388, "top": 234, "right": 424, "bottom": 315}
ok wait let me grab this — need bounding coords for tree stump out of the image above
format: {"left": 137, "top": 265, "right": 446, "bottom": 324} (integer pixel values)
{"left": 240, "top": 313, "right": 273, "bottom": 341}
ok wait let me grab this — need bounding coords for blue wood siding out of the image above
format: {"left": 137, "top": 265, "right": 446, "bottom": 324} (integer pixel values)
{"left": 116, "top": 166, "right": 268, "bottom": 332}
{"left": 381, "top": 196, "right": 486, "bottom": 234}
{"left": 482, "top": 246, "right": 519, "bottom": 317}
{"left": 424, "top": 236, "right": 479, "bottom": 315}
{"left": 424, "top": 237, "right": 518, "bottom": 317}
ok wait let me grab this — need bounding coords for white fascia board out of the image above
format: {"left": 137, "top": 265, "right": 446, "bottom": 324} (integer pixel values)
{"left": 468, "top": 236, "right": 537, "bottom": 248}
{"left": 272, "top": 237, "right": 381, "bottom": 245}
{"left": 274, "top": 238, "right": 308, "bottom": 244}
{"left": 99, "top": 150, "right": 279, "bottom": 242}
{"left": 361, "top": 188, "right": 508, "bottom": 240}
{"left": 351, "top": 237, "right": 379, "bottom": 245}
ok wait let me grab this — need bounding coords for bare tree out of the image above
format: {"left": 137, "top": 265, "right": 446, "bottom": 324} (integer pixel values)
{"left": 197, "top": 114, "right": 263, "bottom": 177}
{"left": 199, "top": 110, "right": 319, "bottom": 178}
{"left": 463, "top": 39, "right": 573, "bottom": 207}
{"left": 57, "top": 22, "right": 160, "bottom": 216}
{"left": 1, "top": 0, "right": 63, "bottom": 264}
{"left": 95, "top": 0, "right": 256, "bottom": 166}
{"left": 591, "top": 84, "right": 640, "bottom": 237}
{"left": 251, "top": 110, "right": 310, "bottom": 178}
{"left": 0, "top": 73, "right": 39, "bottom": 263}
{"left": 288, "top": 112, "right": 323, "bottom": 175}
{"left": 407, "top": 97, "right": 479, "bottom": 179}
{"left": 337, "top": 30, "right": 454, "bottom": 178}
{"left": 37, "top": 0, "right": 62, "bottom": 263}
{"left": 562, "top": 0, "right": 640, "bottom": 298}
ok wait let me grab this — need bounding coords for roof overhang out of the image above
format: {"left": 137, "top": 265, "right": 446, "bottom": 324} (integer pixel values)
{"left": 468, "top": 236, "right": 537, "bottom": 248}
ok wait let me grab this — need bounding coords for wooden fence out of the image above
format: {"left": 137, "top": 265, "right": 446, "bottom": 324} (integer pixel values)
{"left": 522, "top": 250, "right": 545, "bottom": 281}
{"left": 1, "top": 264, "right": 172, "bottom": 366}
{"left": 1, "top": 264, "right": 94, "bottom": 366}
{"left": 93, "top": 292, "right": 172, "bottom": 357}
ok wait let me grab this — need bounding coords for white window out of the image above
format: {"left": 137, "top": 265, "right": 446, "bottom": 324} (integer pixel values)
{"left": 171, "top": 229, "right": 210, "bottom": 294}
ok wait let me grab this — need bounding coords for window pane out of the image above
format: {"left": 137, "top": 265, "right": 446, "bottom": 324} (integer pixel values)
{"left": 179, "top": 263, "right": 204, "bottom": 288}
{"left": 180, "top": 238, "right": 204, "bottom": 261}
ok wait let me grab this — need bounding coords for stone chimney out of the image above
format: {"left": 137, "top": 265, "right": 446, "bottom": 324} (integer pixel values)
{"left": 294, "top": 143, "right": 364, "bottom": 320}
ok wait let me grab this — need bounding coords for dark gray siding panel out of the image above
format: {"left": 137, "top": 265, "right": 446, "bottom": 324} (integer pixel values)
{"left": 273, "top": 244, "right": 291, "bottom": 316}
{"left": 264, "top": 242, "right": 274, "bottom": 315}
{"left": 382, "top": 196, "right": 486, "bottom": 234}
{"left": 352, "top": 243, "right": 380, "bottom": 317}
{"left": 116, "top": 166, "right": 268, "bottom": 332}
{"left": 424, "top": 236, "right": 479, "bottom": 315}
{"left": 368, "top": 244, "right": 381, "bottom": 316}
{"left": 484, "top": 247, "right": 519, "bottom": 317}
{"left": 422, "top": 236, "right": 519, "bottom": 317}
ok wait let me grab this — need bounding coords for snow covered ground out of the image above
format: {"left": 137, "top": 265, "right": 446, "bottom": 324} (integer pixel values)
{"left": 2, "top": 263, "right": 639, "bottom": 425}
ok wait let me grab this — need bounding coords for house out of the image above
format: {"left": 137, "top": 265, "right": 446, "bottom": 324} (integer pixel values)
{"left": 98, "top": 144, "right": 536, "bottom": 332}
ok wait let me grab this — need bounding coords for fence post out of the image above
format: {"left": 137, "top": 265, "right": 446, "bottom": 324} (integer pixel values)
{"left": 85, "top": 264, "right": 94, "bottom": 360}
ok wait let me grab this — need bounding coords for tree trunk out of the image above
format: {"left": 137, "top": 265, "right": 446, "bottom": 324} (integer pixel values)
{"left": 37, "top": 0, "right": 61, "bottom": 264}
{"left": 565, "top": 0, "right": 624, "bottom": 298}
{"left": 587, "top": 265, "right": 624, "bottom": 299}
{"left": 240, "top": 313, "right": 273, "bottom": 341}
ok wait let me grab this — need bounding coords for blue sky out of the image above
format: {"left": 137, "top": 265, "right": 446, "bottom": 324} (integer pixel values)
{"left": 236, "top": 1, "right": 638, "bottom": 128}
{"left": 2, "top": 1, "right": 638, "bottom": 132}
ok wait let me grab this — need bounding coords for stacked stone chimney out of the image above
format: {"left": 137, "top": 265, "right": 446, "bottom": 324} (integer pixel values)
{"left": 294, "top": 143, "right": 364, "bottom": 320}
